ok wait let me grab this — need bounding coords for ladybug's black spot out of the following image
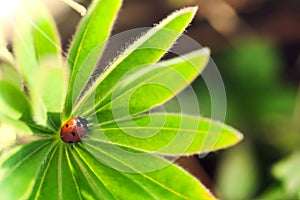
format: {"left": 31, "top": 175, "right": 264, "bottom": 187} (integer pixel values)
{"left": 71, "top": 132, "right": 76, "bottom": 136}
{"left": 66, "top": 124, "right": 69, "bottom": 128}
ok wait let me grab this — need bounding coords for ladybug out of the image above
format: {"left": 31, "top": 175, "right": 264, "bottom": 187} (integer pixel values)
{"left": 60, "top": 117, "right": 89, "bottom": 143}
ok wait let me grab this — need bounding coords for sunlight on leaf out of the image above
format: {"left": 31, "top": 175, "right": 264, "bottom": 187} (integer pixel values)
{"left": 0, "top": 80, "right": 32, "bottom": 121}
{"left": 86, "top": 48, "right": 210, "bottom": 122}
{"left": 87, "top": 113, "right": 243, "bottom": 155}
{"left": 0, "top": 64, "right": 21, "bottom": 88}
{"left": 32, "top": 3, "right": 62, "bottom": 65}
{"left": 65, "top": 0, "right": 123, "bottom": 117}
{"left": 33, "top": 66, "right": 68, "bottom": 114}
{"left": 13, "top": 2, "right": 67, "bottom": 126}
{"left": 0, "top": 115, "right": 32, "bottom": 137}
{"left": 72, "top": 6, "right": 198, "bottom": 117}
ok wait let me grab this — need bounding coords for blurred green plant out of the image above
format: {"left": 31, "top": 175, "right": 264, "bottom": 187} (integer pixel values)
{"left": 255, "top": 152, "right": 300, "bottom": 200}
{"left": 0, "top": 0, "right": 243, "bottom": 199}
{"left": 204, "top": 37, "right": 298, "bottom": 199}
{"left": 272, "top": 151, "right": 300, "bottom": 199}
{"left": 217, "top": 142, "right": 259, "bottom": 199}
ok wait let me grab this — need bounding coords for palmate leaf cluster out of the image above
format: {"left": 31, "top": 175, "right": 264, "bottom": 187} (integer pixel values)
{"left": 0, "top": 0, "right": 242, "bottom": 199}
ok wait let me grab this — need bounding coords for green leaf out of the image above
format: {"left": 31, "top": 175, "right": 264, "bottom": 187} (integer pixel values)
{"left": 81, "top": 48, "right": 210, "bottom": 122}
{"left": 74, "top": 143, "right": 217, "bottom": 199}
{"left": 0, "top": 138, "right": 54, "bottom": 200}
{"left": 28, "top": 144, "right": 60, "bottom": 199}
{"left": 72, "top": 6, "right": 198, "bottom": 117}
{"left": 27, "top": 142, "right": 83, "bottom": 200}
{"left": 68, "top": 146, "right": 119, "bottom": 199}
{"left": 273, "top": 151, "right": 300, "bottom": 197}
{"left": 0, "top": 64, "right": 22, "bottom": 88}
{"left": 216, "top": 143, "right": 259, "bottom": 200}
{"left": 87, "top": 113, "right": 243, "bottom": 155}
{"left": 13, "top": 14, "right": 39, "bottom": 86}
{"left": 58, "top": 144, "right": 83, "bottom": 200}
{"left": 14, "top": 2, "right": 66, "bottom": 125}
{"left": 13, "top": 16, "right": 46, "bottom": 124}
{"left": 32, "top": 5, "right": 62, "bottom": 65}
{"left": 0, "top": 122, "right": 17, "bottom": 150}
{"left": 32, "top": 66, "right": 68, "bottom": 114}
{"left": 0, "top": 80, "right": 32, "bottom": 122}
{"left": 31, "top": 4, "right": 66, "bottom": 119}
{"left": 0, "top": 115, "right": 33, "bottom": 136}
{"left": 64, "top": 0, "right": 123, "bottom": 117}
{"left": 0, "top": 139, "right": 216, "bottom": 199}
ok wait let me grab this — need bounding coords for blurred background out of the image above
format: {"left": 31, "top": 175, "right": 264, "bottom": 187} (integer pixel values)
{"left": 4, "top": 0, "right": 300, "bottom": 199}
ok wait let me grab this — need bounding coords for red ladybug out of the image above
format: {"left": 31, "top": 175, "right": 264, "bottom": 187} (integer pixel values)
{"left": 60, "top": 117, "right": 89, "bottom": 143}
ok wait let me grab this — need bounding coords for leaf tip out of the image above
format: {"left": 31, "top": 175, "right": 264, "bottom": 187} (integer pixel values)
{"left": 173, "top": 6, "right": 198, "bottom": 19}
{"left": 202, "top": 47, "right": 211, "bottom": 56}
{"left": 183, "top": 6, "right": 198, "bottom": 13}
{"left": 226, "top": 124, "right": 244, "bottom": 144}
{"left": 190, "top": 5, "right": 199, "bottom": 13}
{"left": 235, "top": 130, "right": 244, "bottom": 143}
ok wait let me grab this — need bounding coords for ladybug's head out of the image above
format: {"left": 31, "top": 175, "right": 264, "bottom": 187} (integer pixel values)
{"left": 78, "top": 117, "right": 89, "bottom": 129}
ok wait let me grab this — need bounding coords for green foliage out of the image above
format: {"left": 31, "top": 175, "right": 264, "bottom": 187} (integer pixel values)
{"left": 12, "top": 2, "right": 66, "bottom": 126}
{"left": 65, "top": 0, "right": 123, "bottom": 117}
{"left": 0, "top": 64, "right": 21, "bottom": 88}
{"left": 0, "top": 0, "right": 243, "bottom": 199}
{"left": 0, "top": 139, "right": 55, "bottom": 200}
{"left": 90, "top": 113, "right": 242, "bottom": 155}
{"left": 206, "top": 36, "right": 298, "bottom": 199}
{"left": 211, "top": 37, "right": 295, "bottom": 124}
{"left": 0, "top": 80, "right": 32, "bottom": 122}
{"left": 72, "top": 6, "right": 200, "bottom": 118}
{"left": 32, "top": 4, "right": 62, "bottom": 64}
{"left": 87, "top": 49, "right": 211, "bottom": 122}
{"left": 272, "top": 152, "right": 300, "bottom": 199}
{"left": 216, "top": 143, "right": 259, "bottom": 200}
